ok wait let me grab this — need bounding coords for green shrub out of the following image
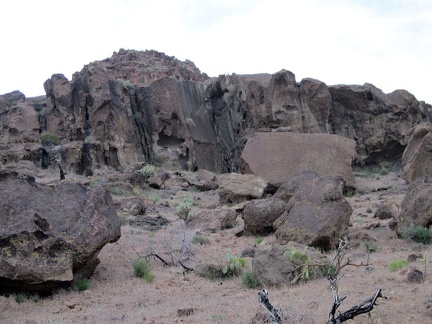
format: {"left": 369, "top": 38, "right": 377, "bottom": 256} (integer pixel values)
{"left": 40, "top": 133, "right": 61, "bottom": 145}
{"left": 193, "top": 234, "right": 210, "bottom": 245}
{"left": 284, "top": 247, "right": 315, "bottom": 282}
{"left": 388, "top": 258, "right": 409, "bottom": 272}
{"left": 255, "top": 236, "right": 264, "bottom": 244}
{"left": 402, "top": 226, "right": 431, "bottom": 244}
{"left": 222, "top": 248, "right": 244, "bottom": 276}
{"left": 111, "top": 186, "right": 123, "bottom": 196}
{"left": 241, "top": 270, "right": 261, "bottom": 289}
{"left": 14, "top": 293, "right": 26, "bottom": 304}
{"left": 176, "top": 197, "right": 195, "bottom": 221}
{"left": 76, "top": 278, "right": 91, "bottom": 292}
{"left": 379, "top": 167, "right": 389, "bottom": 175}
{"left": 133, "top": 259, "right": 154, "bottom": 283}
{"left": 365, "top": 242, "right": 378, "bottom": 253}
{"left": 139, "top": 164, "right": 157, "bottom": 178}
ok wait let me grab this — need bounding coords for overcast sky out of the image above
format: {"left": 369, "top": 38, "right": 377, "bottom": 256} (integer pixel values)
{"left": 1, "top": 0, "right": 431, "bottom": 103}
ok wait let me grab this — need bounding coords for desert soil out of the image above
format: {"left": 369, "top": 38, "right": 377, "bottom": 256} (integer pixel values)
{"left": 1, "top": 170, "right": 432, "bottom": 324}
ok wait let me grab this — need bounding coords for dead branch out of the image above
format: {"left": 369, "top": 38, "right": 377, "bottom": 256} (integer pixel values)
{"left": 328, "top": 289, "right": 385, "bottom": 323}
{"left": 258, "top": 289, "right": 283, "bottom": 324}
{"left": 132, "top": 247, "right": 170, "bottom": 266}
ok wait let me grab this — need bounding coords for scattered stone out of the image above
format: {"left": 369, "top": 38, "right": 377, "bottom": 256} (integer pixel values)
{"left": 399, "top": 266, "right": 424, "bottom": 284}
{"left": 218, "top": 173, "right": 267, "bottom": 204}
{"left": 177, "top": 308, "right": 194, "bottom": 317}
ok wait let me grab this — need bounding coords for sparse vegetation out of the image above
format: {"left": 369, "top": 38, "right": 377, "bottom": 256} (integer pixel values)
{"left": 175, "top": 196, "right": 195, "bottom": 222}
{"left": 139, "top": 164, "right": 157, "bottom": 178}
{"left": 193, "top": 234, "right": 210, "bottom": 245}
{"left": 402, "top": 226, "right": 431, "bottom": 244}
{"left": 111, "top": 186, "right": 123, "bottom": 196}
{"left": 365, "top": 241, "right": 378, "bottom": 253}
{"left": 40, "top": 133, "right": 61, "bottom": 145}
{"left": 133, "top": 111, "right": 143, "bottom": 120}
{"left": 133, "top": 259, "right": 155, "bottom": 283}
{"left": 241, "top": 270, "right": 261, "bottom": 289}
{"left": 284, "top": 246, "right": 316, "bottom": 282}
{"left": 255, "top": 236, "right": 264, "bottom": 244}
{"left": 222, "top": 248, "right": 245, "bottom": 276}
{"left": 388, "top": 258, "right": 409, "bottom": 272}
{"left": 14, "top": 293, "right": 26, "bottom": 304}
{"left": 76, "top": 278, "right": 91, "bottom": 292}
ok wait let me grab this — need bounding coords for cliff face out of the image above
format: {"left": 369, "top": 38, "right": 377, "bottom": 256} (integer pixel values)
{"left": 1, "top": 49, "right": 431, "bottom": 174}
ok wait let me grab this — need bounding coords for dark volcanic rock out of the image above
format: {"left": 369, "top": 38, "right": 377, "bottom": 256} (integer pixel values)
{"left": 243, "top": 198, "right": 286, "bottom": 235}
{"left": 274, "top": 173, "right": 352, "bottom": 250}
{"left": 0, "top": 170, "right": 121, "bottom": 293}
{"left": 397, "top": 180, "right": 432, "bottom": 235}
{"left": 401, "top": 123, "right": 432, "bottom": 183}
{"left": 241, "top": 132, "right": 356, "bottom": 188}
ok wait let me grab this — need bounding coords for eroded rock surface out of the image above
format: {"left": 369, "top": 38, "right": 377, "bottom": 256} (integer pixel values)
{"left": 0, "top": 170, "right": 121, "bottom": 293}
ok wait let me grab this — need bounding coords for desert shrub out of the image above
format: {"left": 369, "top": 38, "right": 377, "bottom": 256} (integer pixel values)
{"left": 134, "top": 111, "right": 143, "bottom": 119}
{"left": 379, "top": 167, "right": 389, "bottom": 175}
{"left": 117, "top": 212, "right": 129, "bottom": 225}
{"left": 139, "top": 164, "right": 157, "bottom": 178}
{"left": 284, "top": 247, "right": 316, "bottom": 282}
{"left": 196, "top": 264, "right": 227, "bottom": 280}
{"left": 255, "top": 236, "right": 264, "bottom": 244}
{"left": 388, "top": 258, "right": 409, "bottom": 272}
{"left": 133, "top": 259, "right": 155, "bottom": 283}
{"left": 40, "top": 133, "right": 61, "bottom": 145}
{"left": 222, "top": 248, "right": 245, "bottom": 276}
{"left": 14, "top": 293, "right": 26, "bottom": 304}
{"left": 365, "top": 242, "right": 378, "bottom": 253}
{"left": 241, "top": 270, "right": 261, "bottom": 289}
{"left": 76, "top": 278, "right": 91, "bottom": 292}
{"left": 402, "top": 226, "right": 431, "bottom": 244}
{"left": 366, "top": 207, "right": 373, "bottom": 213}
{"left": 111, "top": 186, "right": 123, "bottom": 196}
{"left": 175, "top": 197, "right": 196, "bottom": 222}
{"left": 241, "top": 247, "right": 256, "bottom": 258}
{"left": 193, "top": 234, "right": 210, "bottom": 245}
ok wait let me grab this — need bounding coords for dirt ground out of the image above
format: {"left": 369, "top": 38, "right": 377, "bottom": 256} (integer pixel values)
{"left": 1, "top": 169, "right": 432, "bottom": 323}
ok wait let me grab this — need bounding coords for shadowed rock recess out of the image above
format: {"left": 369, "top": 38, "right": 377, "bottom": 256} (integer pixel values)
{"left": 1, "top": 49, "right": 431, "bottom": 175}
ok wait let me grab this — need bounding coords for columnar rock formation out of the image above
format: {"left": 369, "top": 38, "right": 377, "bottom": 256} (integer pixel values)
{"left": 1, "top": 49, "right": 431, "bottom": 175}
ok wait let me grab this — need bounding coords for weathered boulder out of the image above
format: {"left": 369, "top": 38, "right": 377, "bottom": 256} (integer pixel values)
{"left": 273, "top": 171, "right": 319, "bottom": 203}
{"left": 243, "top": 198, "right": 286, "bottom": 235}
{"left": 241, "top": 132, "right": 357, "bottom": 188}
{"left": 401, "top": 123, "right": 432, "bottom": 183}
{"left": 397, "top": 180, "right": 432, "bottom": 234}
{"left": 218, "top": 173, "right": 268, "bottom": 203}
{"left": 252, "top": 242, "right": 329, "bottom": 287}
{"left": 373, "top": 202, "right": 397, "bottom": 220}
{"left": 188, "top": 208, "right": 238, "bottom": 232}
{"left": 274, "top": 173, "right": 352, "bottom": 250}
{"left": 0, "top": 170, "right": 121, "bottom": 293}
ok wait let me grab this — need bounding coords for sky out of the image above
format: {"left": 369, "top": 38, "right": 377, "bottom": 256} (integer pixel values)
{"left": 1, "top": 0, "right": 431, "bottom": 103}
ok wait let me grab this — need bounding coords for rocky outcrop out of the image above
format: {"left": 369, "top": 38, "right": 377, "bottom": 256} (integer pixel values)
{"left": 241, "top": 132, "right": 356, "bottom": 188}
{"left": 0, "top": 170, "right": 121, "bottom": 293}
{"left": 0, "top": 91, "right": 42, "bottom": 165}
{"left": 274, "top": 172, "right": 352, "bottom": 250}
{"left": 401, "top": 123, "right": 432, "bottom": 183}
{"left": 2, "top": 50, "right": 431, "bottom": 177}
{"left": 397, "top": 180, "right": 432, "bottom": 234}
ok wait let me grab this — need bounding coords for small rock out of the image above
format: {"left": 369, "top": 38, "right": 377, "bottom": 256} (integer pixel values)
{"left": 177, "top": 308, "right": 194, "bottom": 317}
{"left": 399, "top": 266, "right": 423, "bottom": 283}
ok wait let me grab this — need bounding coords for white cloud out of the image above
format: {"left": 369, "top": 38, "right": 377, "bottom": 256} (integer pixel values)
{"left": 0, "top": 0, "right": 431, "bottom": 103}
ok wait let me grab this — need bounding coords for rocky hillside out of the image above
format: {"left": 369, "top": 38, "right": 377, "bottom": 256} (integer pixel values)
{"left": 1, "top": 49, "right": 431, "bottom": 176}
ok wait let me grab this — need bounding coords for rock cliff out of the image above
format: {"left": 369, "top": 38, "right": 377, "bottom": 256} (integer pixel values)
{"left": 1, "top": 49, "right": 431, "bottom": 175}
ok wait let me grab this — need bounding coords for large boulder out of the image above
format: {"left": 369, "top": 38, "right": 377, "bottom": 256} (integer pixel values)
{"left": 274, "top": 173, "right": 352, "bottom": 250}
{"left": 397, "top": 180, "right": 432, "bottom": 235}
{"left": 252, "top": 242, "right": 329, "bottom": 287}
{"left": 241, "top": 132, "right": 357, "bottom": 188}
{"left": 0, "top": 170, "right": 121, "bottom": 293}
{"left": 243, "top": 198, "right": 286, "bottom": 235}
{"left": 401, "top": 123, "right": 432, "bottom": 183}
{"left": 218, "top": 173, "right": 268, "bottom": 204}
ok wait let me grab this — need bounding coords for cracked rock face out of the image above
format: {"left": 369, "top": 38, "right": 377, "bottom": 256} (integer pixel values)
{"left": 0, "top": 170, "right": 121, "bottom": 293}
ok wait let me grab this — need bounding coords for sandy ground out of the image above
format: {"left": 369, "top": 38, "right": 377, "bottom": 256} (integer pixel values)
{"left": 1, "top": 170, "right": 432, "bottom": 323}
